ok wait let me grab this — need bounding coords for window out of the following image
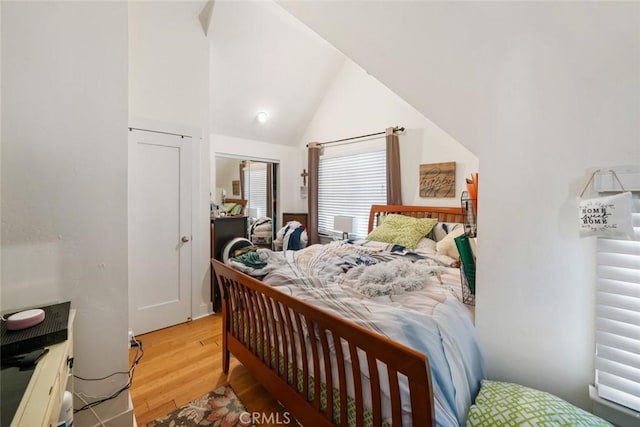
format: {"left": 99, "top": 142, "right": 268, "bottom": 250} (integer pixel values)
{"left": 318, "top": 146, "right": 386, "bottom": 238}
{"left": 243, "top": 162, "right": 267, "bottom": 218}
{"left": 594, "top": 195, "right": 640, "bottom": 413}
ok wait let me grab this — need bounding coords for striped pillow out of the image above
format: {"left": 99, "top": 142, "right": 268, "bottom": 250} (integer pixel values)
{"left": 431, "top": 222, "right": 464, "bottom": 242}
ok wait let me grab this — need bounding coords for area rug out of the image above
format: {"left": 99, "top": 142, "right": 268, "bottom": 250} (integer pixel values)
{"left": 146, "top": 384, "right": 253, "bottom": 427}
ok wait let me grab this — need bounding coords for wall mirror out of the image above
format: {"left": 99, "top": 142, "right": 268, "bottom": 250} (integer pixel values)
{"left": 214, "top": 155, "right": 279, "bottom": 229}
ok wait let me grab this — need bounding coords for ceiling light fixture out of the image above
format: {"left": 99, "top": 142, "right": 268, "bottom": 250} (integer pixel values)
{"left": 256, "top": 111, "right": 269, "bottom": 123}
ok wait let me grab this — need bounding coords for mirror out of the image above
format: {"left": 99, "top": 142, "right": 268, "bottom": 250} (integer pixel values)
{"left": 214, "top": 155, "right": 278, "bottom": 229}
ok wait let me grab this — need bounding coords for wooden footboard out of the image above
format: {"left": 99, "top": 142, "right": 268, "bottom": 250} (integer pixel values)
{"left": 212, "top": 259, "right": 435, "bottom": 427}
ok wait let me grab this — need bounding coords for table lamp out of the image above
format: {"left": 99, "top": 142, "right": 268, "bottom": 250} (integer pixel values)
{"left": 334, "top": 215, "right": 356, "bottom": 240}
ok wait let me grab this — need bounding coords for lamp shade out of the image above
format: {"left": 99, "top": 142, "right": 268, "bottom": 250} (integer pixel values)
{"left": 334, "top": 215, "right": 356, "bottom": 234}
{"left": 248, "top": 208, "right": 259, "bottom": 219}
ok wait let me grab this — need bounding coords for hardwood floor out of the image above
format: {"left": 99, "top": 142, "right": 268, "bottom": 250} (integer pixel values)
{"left": 129, "top": 314, "right": 294, "bottom": 426}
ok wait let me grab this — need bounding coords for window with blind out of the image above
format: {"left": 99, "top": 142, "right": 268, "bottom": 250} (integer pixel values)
{"left": 243, "top": 163, "right": 267, "bottom": 218}
{"left": 594, "top": 195, "right": 640, "bottom": 413}
{"left": 318, "top": 149, "right": 387, "bottom": 238}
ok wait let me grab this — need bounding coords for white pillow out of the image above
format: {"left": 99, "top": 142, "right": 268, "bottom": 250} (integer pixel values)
{"left": 414, "top": 237, "right": 437, "bottom": 254}
{"left": 578, "top": 192, "right": 634, "bottom": 239}
{"left": 436, "top": 227, "right": 466, "bottom": 259}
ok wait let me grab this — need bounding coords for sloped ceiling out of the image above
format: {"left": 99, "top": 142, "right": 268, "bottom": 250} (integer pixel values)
{"left": 208, "top": 0, "right": 345, "bottom": 146}
{"left": 275, "top": 0, "right": 519, "bottom": 156}
{"left": 278, "top": 1, "right": 639, "bottom": 156}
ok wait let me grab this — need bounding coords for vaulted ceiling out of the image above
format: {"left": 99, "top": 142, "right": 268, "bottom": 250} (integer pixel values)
{"left": 278, "top": 1, "right": 639, "bottom": 157}
{"left": 208, "top": 0, "right": 345, "bottom": 146}
{"left": 208, "top": 0, "right": 638, "bottom": 156}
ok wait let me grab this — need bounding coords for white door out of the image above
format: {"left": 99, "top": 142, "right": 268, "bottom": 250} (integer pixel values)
{"left": 129, "top": 128, "right": 192, "bottom": 334}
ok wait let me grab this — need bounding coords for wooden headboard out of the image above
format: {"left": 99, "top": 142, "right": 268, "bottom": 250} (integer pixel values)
{"left": 368, "top": 204, "right": 464, "bottom": 233}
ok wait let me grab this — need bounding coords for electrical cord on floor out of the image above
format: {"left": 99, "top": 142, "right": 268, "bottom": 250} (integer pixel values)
{"left": 73, "top": 336, "right": 144, "bottom": 414}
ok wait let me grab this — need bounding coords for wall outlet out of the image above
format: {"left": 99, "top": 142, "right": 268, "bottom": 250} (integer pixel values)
{"left": 128, "top": 329, "right": 134, "bottom": 348}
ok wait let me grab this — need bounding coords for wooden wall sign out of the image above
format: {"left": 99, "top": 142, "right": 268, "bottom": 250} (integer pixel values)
{"left": 419, "top": 162, "right": 456, "bottom": 198}
{"left": 232, "top": 180, "right": 240, "bottom": 196}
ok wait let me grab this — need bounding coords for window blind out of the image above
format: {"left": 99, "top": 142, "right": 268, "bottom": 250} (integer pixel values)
{"left": 318, "top": 150, "right": 387, "bottom": 238}
{"left": 243, "top": 163, "right": 267, "bottom": 218}
{"left": 595, "top": 196, "right": 640, "bottom": 413}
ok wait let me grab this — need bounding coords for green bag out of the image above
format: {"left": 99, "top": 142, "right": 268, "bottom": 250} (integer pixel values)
{"left": 454, "top": 234, "right": 476, "bottom": 294}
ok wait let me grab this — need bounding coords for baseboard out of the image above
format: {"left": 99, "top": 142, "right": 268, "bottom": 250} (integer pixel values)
{"left": 74, "top": 391, "right": 133, "bottom": 427}
{"left": 193, "top": 311, "right": 214, "bottom": 320}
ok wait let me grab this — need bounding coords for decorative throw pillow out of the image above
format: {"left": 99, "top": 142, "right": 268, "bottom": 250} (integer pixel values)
{"left": 415, "top": 237, "right": 437, "bottom": 254}
{"left": 223, "top": 202, "right": 242, "bottom": 215}
{"left": 436, "top": 227, "right": 466, "bottom": 259}
{"left": 366, "top": 214, "right": 438, "bottom": 249}
{"left": 431, "top": 222, "right": 465, "bottom": 242}
{"left": 467, "top": 380, "right": 612, "bottom": 427}
{"left": 578, "top": 192, "right": 634, "bottom": 239}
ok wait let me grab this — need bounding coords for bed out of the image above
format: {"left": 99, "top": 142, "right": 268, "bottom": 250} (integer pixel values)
{"left": 212, "top": 205, "right": 484, "bottom": 426}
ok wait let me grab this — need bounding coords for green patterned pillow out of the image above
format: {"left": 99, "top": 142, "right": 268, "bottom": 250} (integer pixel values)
{"left": 223, "top": 202, "right": 242, "bottom": 215}
{"left": 467, "top": 380, "right": 612, "bottom": 426}
{"left": 366, "top": 214, "right": 437, "bottom": 249}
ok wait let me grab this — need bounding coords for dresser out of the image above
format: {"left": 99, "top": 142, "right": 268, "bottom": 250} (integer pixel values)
{"left": 211, "top": 216, "right": 248, "bottom": 311}
{"left": 2, "top": 310, "right": 75, "bottom": 427}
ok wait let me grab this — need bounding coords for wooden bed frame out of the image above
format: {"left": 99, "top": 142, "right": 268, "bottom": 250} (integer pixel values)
{"left": 212, "top": 205, "right": 463, "bottom": 426}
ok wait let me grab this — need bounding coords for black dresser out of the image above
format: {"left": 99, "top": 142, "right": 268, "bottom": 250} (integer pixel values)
{"left": 210, "top": 216, "right": 247, "bottom": 311}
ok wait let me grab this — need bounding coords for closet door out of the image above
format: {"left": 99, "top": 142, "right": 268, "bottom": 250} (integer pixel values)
{"left": 129, "top": 128, "right": 192, "bottom": 334}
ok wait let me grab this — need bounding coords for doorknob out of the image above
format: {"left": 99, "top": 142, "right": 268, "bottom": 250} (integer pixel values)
{"left": 181, "top": 236, "right": 190, "bottom": 243}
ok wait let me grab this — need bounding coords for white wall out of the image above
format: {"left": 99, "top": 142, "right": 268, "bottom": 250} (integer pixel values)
{"left": 282, "top": 1, "right": 640, "bottom": 412}
{"left": 1, "top": 1, "right": 131, "bottom": 423}
{"left": 300, "top": 59, "right": 479, "bottom": 207}
{"left": 474, "top": 4, "right": 639, "bottom": 410}
{"left": 129, "top": 1, "right": 209, "bottom": 130}
{"left": 215, "top": 157, "right": 242, "bottom": 201}
{"left": 128, "top": 1, "right": 212, "bottom": 321}
{"left": 1, "top": 3, "right": 3, "bottom": 298}
{"left": 210, "top": 133, "right": 302, "bottom": 221}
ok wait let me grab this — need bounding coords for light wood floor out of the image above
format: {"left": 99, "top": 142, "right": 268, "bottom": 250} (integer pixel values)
{"left": 129, "top": 314, "right": 295, "bottom": 426}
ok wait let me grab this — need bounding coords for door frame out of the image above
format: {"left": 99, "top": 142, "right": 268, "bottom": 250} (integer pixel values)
{"left": 128, "top": 117, "right": 211, "bottom": 336}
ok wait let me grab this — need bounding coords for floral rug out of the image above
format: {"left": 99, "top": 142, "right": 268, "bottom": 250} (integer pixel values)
{"left": 146, "top": 384, "right": 253, "bottom": 427}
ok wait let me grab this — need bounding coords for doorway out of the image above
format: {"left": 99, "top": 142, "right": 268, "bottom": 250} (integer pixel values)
{"left": 129, "top": 129, "right": 192, "bottom": 335}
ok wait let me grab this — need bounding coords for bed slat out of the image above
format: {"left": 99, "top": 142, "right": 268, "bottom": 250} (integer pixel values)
{"left": 274, "top": 302, "right": 289, "bottom": 379}
{"left": 294, "top": 313, "right": 309, "bottom": 400}
{"left": 265, "top": 297, "right": 278, "bottom": 371}
{"left": 255, "top": 293, "right": 269, "bottom": 365}
{"left": 388, "top": 368, "right": 402, "bottom": 426}
{"left": 366, "top": 354, "right": 382, "bottom": 426}
{"left": 349, "top": 344, "right": 364, "bottom": 426}
{"left": 319, "top": 327, "right": 334, "bottom": 423}
{"left": 306, "top": 317, "right": 322, "bottom": 411}
{"left": 244, "top": 288, "right": 256, "bottom": 352}
{"left": 285, "top": 309, "right": 298, "bottom": 387}
{"left": 333, "top": 335, "right": 348, "bottom": 426}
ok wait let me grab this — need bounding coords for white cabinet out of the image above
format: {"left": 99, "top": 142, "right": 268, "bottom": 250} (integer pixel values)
{"left": 10, "top": 310, "right": 75, "bottom": 427}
